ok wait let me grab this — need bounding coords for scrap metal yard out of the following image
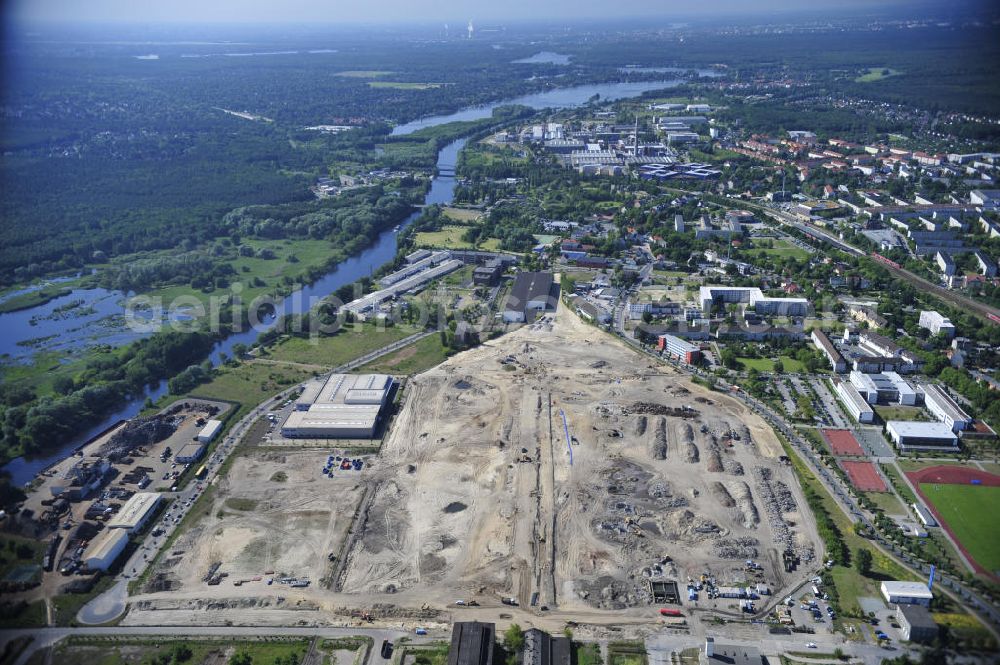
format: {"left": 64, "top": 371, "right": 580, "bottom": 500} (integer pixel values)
{"left": 128, "top": 305, "right": 821, "bottom": 624}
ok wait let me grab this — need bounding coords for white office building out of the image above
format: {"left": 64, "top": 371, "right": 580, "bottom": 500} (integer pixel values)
{"left": 833, "top": 379, "right": 874, "bottom": 424}
{"left": 920, "top": 383, "right": 973, "bottom": 432}
{"left": 699, "top": 286, "right": 809, "bottom": 316}
{"left": 884, "top": 372, "right": 919, "bottom": 406}
{"left": 918, "top": 311, "right": 956, "bottom": 338}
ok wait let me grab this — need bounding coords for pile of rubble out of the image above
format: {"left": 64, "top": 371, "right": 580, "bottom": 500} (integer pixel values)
{"left": 753, "top": 466, "right": 796, "bottom": 554}
{"left": 628, "top": 402, "right": 698, "bottom": 418}
{"left": 713, "top": 536, "right": 760, "bottom": 560}
{"left": 729, "top": 481, "right": 760, "bottom": 529}
{"left": 651, "top": 417, "right": 668, "bottom": 460}
{"left": 100, "top": 415, "right": 179, "bottom": 460}
{"left": 680, "top": 423, "right": 699, "bottom": 462}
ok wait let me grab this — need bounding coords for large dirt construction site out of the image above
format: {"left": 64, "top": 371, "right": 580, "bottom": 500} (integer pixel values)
{"left": 132, "top": 304, "right": 821, "bottom": 625}
{"left": 338, "top": 305, "right": 821, "bottom": 614}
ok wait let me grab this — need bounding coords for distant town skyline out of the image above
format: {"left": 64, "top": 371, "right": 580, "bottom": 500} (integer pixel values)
{"left": 7, "top": 0, "right": 949, "bottom": 26}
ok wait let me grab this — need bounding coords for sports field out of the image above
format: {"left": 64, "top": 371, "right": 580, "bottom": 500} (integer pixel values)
{"left": 919, "top": 483, "right": 1000, "bottom": 575}
{"left": 821, "top": 428, "right": 864, "bottom": 456}
{"left": 841, "top": 460, "right": 887, "bottom": 492}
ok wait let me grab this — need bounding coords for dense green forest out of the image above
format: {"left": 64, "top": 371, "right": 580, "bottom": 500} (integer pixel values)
{"left": 4, "top": 21, "right": 998, "bottom": 285}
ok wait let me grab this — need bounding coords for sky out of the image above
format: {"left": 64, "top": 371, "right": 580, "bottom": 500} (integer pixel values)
{"left": 9, "top": 0, "right": 921, "bottom": 25}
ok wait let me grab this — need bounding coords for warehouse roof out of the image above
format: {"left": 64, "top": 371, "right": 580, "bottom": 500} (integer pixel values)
{"left": 886, "top": 421, "right": 958, "bottom": 439}
{"left": 107, "top": 492, "right": 161, "bottom": 530}
{"left": 506, "top": 272, "right": 554, "bottom": 313}
{"left": 198, "top": 419, "right": 223, "bottom": 440}
{"left": 881, "top": 580, "right": 933, "bottom": 600}
{"left": 448, "top": 621, "right": 495, "bottom": 665}
{"left": 316, "top": 374, "right": 392, "bottom": 405}
{"left": 898, "top": 604, "right": 938, "bottom": 630}
{"left": 296, "top": 381, "right": 324, "bottom": 407}
{"left": 282, "top": 407, "right": 381, "bottom": 429}
{"left": 85, "top": 528, "right": 129, "bottom": 562}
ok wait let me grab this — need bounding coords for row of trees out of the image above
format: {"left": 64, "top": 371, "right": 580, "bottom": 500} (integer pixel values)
{"left": 0, "top": 332, "right": 216, "bottom": 462}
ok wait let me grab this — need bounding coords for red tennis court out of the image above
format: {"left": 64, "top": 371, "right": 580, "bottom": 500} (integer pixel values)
{"left": 821, "top": 429, "right": 864, "bottom": 456}
{"left": 841, "top": 460, "right": 887, "bottom": 492}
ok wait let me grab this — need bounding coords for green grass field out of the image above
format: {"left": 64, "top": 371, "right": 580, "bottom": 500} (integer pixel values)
{"left": 151, "top": 360, "right": 313, "bottom": 427}
{"left": 414, "top": 225, "right": 500, "bottom": 251}
{"left": 864, "top": 490, "right": 905, "bottom": 514}
{"left": 897, "top": 459, "right": 964, "bottom": 472}
{"left": 855, "top": 67, "right": 902, "bottom": 83}
{"left": 736, "top": 355, "right": 806, "bottom": 373}
{"left": 742, "top": 239, "right": 811, "bottom": 261}
{"left": 441, "top": 206, "right": 482, "bottom": 222}
{"left": 357, "top": 333, "right": 449, "bottom": 375}
{"left": 51, "top": 637, "right": 312, "bottom": 665}
{"left": 574, "top": 643, "right": 602, "bottom": 665}
{"left": 919, "top": 483, "right": 1000, "bottom": 572}
{"left": 144, "top": 237, "right": 335, "bottom": 317}
{"left": 265, "top": 321, "right": 420, "bottom": 368}
{"left": 873, "top": 404, "right": 930, "bottom": 422}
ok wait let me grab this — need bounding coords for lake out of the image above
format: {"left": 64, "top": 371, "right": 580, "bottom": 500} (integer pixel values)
{"left": 512, "top": 51, "right": 572, "bottom": 65}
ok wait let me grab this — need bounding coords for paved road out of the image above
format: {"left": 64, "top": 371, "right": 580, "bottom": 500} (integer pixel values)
{"left": 2, "top": 625, "right": 429, "bottom": 665}
{"left": 0, "top": 622, "right": 920, "bottom": 665}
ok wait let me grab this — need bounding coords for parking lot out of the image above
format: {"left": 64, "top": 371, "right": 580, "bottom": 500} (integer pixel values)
{"left": 783, "top": 581, "right": 838, "bottom": 636}
{"left": 807, "top": 377, "right": 850, "bottom": 429}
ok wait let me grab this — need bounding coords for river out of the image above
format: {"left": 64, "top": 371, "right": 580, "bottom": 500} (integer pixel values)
{"left": 1, "top": 140, "right": 464, "bottom": 486}
{"left": 4, "top": 77, "right": 686, "bottom": 484}
{"left": 391, "top": 78, "right": 686, "bottom": 135}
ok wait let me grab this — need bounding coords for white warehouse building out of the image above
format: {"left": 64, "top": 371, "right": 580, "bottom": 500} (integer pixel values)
{"left": 83, "top": 529, "right": 130, "bottom": 572}
{"left": 282, "top": 373, "right": 393, "bottom": 439}
{"left": 196, "top": 419, "right": 223, "bottom": 443}
{"left": 886, "top": 421, "right": 959, "bottom": 451}
{"left": 106, "top": 492, "right": 161, "bottom": 533}
{"left": 881, "top": 581, "right": 933, "bottom": 607}
{"left": 698, "top": 286, "right": 809, "bottom": 317}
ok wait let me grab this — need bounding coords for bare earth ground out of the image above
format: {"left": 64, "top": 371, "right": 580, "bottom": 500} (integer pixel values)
{"left": 128, "top": 304, "right": 820, "bottom": 628}
{"left": 145, "top": 451, "right": 362, "bottom": 593}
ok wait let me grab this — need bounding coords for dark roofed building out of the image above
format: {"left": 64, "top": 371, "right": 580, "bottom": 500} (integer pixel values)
{"left": 503, "top": 272, "right": 556, "bottom": 323}
{"left": 473, "top": 259, "right": 505, "bottom": 287}
{"left": 633, "top": 322, "right": 712, "bottom": 345}
{"left": 523, "top": 629, "right": 571, "bottom": 665}
{"left": 704, "top": 638, "right": 764, "bottom": 665}
{"left": 448, "top": 622, "right": 495, "bottom": 665}
{"left": 896, "top": 604, "right": 939, "bottom": 644}
{"left": 714, "top": 324, "right": 804, "bottom": 341}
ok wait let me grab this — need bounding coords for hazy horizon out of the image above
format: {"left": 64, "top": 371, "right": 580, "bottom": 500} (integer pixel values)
{"left": 6, "top": 0, "right": 977, "bottom": 26}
